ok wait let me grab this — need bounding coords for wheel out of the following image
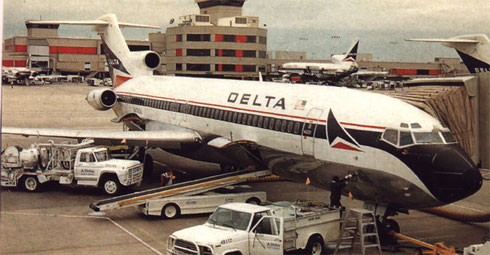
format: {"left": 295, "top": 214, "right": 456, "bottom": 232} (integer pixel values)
{"left": 162, "top": 204, "right": 180, "bottom": 219}
{"left": 102, "top": 177, "right": 121, "bottom": 195}
{"left": 305, "top": 235, "right": 324, "bottom": 255}
{"left": 23, "top": 176, "right": 40, "bottom": 192}
{"left": 245, "top": 198, "right": 261, "bottom": 205}
{"left": 378, "top": 218, "right": 400, "bottom": 245}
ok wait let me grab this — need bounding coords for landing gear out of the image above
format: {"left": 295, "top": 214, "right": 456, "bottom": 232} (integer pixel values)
{"left": 363, "top": 203, "right": 401, "bottom": 247}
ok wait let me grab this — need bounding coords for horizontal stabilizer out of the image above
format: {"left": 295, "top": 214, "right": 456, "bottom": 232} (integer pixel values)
{"left": 405, "top": 38, "right": 478, "bottom": 44}
{"left": 28, "top": 20, "right": 160, "bottom": 29}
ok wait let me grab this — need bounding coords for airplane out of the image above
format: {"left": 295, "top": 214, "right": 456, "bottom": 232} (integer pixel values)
{"left": 1, "top": 14, "right": 483, "bottom": 237}
{"left": 406, "top": 34, "right": 490, "bottom": 74}
{"left": 278, "top": 38, "right": 360, "bottom": 83}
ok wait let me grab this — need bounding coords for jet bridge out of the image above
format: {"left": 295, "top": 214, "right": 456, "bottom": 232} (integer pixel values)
{"left": 89, "top": 169, "right": 272, "bottom": 212}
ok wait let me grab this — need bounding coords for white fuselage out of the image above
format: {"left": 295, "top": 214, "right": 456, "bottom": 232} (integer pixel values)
{"left": 107, "top": 75, "right": 476, "bottom": 209}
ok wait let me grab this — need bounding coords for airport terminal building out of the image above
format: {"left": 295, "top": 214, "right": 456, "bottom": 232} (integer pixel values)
{"left": 2, "top": 0, "right": 469, "bottom": 79}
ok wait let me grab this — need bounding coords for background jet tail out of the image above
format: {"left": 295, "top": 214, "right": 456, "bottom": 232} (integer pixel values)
{"left": 406, "top": 34, "right": 490, "bottom": 74}
{"left": 331, "top": 38, "right": 360, "bottom": 63}
{"left": 28, "top": 14, "right": 161, "bottom": 87}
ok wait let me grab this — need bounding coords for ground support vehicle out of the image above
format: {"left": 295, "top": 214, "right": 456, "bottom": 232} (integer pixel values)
{"left": 140, "top": 187, "right": 266, "bottom": 219}
{"left": 90, "top": 169, "right": 271, "bottom": 212}
{"left": 1, "top": 140, "right": 143, "bottom": 195}
{"left": 167, "top": 201, "right": 341, "bottom": 255}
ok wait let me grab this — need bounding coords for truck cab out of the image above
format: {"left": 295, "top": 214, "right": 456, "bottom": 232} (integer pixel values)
{"left": 74, "top": 147, "right": 143, "bottom": 195}
{"left": 168, "top": 203, "right": 284, "bottom": 255}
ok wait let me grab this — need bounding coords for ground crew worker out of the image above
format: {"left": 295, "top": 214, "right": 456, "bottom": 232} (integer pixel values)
{"left": 161, "top": 170, "right": 176, "bottom": 186}
{"left": 329, "top": 174, "right": 354, "bottom": 208}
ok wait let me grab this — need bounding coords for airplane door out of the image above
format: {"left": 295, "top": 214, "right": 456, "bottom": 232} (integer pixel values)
{"left": 301, "top": 108, "right": 324, "bottom": 156}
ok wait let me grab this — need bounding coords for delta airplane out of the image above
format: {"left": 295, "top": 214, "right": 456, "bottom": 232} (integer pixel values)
{"left": 278, "top": 39, "right": 360, "bottom": 82}
{"left": 2, "top": 15, "right": 482, "bottom": 234}
{"left": 407, "top": 34, "right": 490, "bottom": 74}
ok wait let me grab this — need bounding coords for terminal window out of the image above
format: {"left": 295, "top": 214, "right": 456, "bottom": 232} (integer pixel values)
{"left": 186, "top": 64, "right": 210, "bottom": 71}
{"left": 187, "top": 49, "right": 211, "bottom": 56}
{"left": 195, "top": 15, "right": 210, "bottom": 23}
{"left": 223, "top": 35, "right": 236, "bottom": 42}
{"left": 176, "top": 63, "right": 182, "bottom": 71}
{"left": 259, "top": 36, "right": 267, "bottom": 44}
{"left": 187, "top": 34, "right": 211, "bottom": 42}
{"left": 176, "top": 34, "right": 183, "bottom": 42}
{"left": 246, "top": 36, "right": 256, "bottom": 43}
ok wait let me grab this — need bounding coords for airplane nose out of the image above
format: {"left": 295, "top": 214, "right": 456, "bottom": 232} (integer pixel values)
{"left": 430, "top": 146, "right": 483, "bottom": 203}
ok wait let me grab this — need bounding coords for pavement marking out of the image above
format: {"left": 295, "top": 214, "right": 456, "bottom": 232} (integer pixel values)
{"left": 1, "top": 211, "right": 163, "bottom": 255}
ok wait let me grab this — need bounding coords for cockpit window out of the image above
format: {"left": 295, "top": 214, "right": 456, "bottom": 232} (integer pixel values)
{"left": 441, "top": 131, "right": 457, "bottom": 143}
{"left": 382, "top": 129, "right": 398, "bottom": 145}
{"left": 400, "top": 123, "right": 409, "bottom": 128}
{"left": 399, "top": 131, "right": 414, "bottom": 146}
{"left": 410, "top": 123, "right": 421, "bottom": 129}
{"left": 413, "top": 131, "right": 443, "bottom": 144}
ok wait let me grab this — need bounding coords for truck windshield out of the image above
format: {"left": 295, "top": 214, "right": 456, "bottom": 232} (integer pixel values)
{"left": 207, "top": 208, "right": 251, "bottom": 231}
{"left": 94, "top": 151, "right": 110, "bottom": 162}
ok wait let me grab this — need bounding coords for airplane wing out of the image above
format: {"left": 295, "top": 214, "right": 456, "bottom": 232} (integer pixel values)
{"left": 2, "top": 127, "right": 201, "bottom": 149}
{"left": 405, "top": 38, "right": 479, "bottom": 43}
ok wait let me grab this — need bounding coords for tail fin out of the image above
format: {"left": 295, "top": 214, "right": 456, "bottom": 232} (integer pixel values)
{"left": 331, "top": 38, "right": 360, "bottom": 63}
{"left": 344, "top": 38, "right": 360, "bottom": 61}
{"left": 406, "top": 34, "right": 490, "bottom": 74}
{"left": 28, "top": 14, "right": 161, "bottom": 87}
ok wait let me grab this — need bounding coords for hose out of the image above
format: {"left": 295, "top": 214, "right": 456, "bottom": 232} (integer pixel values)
{"left": 421, "top": 207, "right": 490, "bottom": 223}
{"left": 246, "top": 175, "right": 288, "bottom": 183}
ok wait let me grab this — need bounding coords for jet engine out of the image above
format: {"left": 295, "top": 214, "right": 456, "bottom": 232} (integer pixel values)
{"left": 130, "top": 51, "right": 161, "bottom": 71}
{"left": 86, "top": 89, "right": 117, "bottom": 111}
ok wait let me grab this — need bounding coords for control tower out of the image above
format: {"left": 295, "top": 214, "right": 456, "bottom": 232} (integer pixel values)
{"left": 196, "top": 0, "right": 246, "bottom": 24}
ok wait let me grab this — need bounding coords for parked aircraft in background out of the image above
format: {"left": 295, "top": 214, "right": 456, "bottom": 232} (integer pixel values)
{"left": 2, "top": 15, "right": 482, "bottom": 236}
{"left": 407, "top": 34, "right": 490, "bottom": 74}
{"left": 2, "top": 67, "right": 37, "bottom": 85}
{"left": 278, "top": 39, "right": 360, "bottom": 83}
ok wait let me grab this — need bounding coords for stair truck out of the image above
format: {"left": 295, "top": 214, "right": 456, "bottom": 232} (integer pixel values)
{"left": 167, "top": 201, "right": 341, "bottom": 255}
{"left": 1, "top": 140, "right": 143, "bottom": 195}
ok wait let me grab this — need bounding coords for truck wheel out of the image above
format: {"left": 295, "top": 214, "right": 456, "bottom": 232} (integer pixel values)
{"left": 23, "top": 176, "right": 40, "bottom": 192}
{"left": 162, "top": 204, "right": 180, "bottom": 219}
{"left": 245, "top": 198, "right": 261, "bottom": 205}
{"left": 305, "top": 235, "right": 324, "bottom": 255}
{"left": 102, "top": 177, "right": 121, "bottom": 195}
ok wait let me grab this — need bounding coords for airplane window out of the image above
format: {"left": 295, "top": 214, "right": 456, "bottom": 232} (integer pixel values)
{"left": 223, "top": 111, "right": 229, "bottom": 121}
{"left": 287, "top": 121, "right": 294, "bottom": 133}
{"left": 237, "top": 113, "right": 243, "bottom": 123}
{"left": 294, "top": 122, "right": 301, "bottom": 134}
{"left": 400, "top": 123, "right": 409, "bottom": 128}
{"left": 441, "top": 131, "right": 457, "bottom": 143}
{"left": 247, "top": 115, "right": 253, "bottom": 126}
{"left": 263, "top": 117, "right": 270, "bottom": 129}
{"left": 275, "top": 120, "right": 282, "bottom": 131}
{"left": 218, "top": 110, "right": 224, "bottom": 120}
{"left": 411, "top": 123, "right": 422, "bottom": 129}
{"left": 281, "top": 120, "right": 287, "bottom": 132}
{"left": 413, "top": 131, "right": 443, "bottom": 144}
{"left": 382, "top": 129, "right": 399, "bottom": 145}
{"left": 399, "top": 131, "right": 414, "bottom": 146}
{"left": 242, "top": 114, "right": 248, "bottom": 125}
{"left": 258, "top": 116, "right": 264, "bottom": 127}
{"left": 269, "top": 118, "right": 275, "bottom": 130}
{"left": 198, "top": 107, "right": 204, "bottom": 117}
{"left": 209, "top": 108, "right": 215, "bottom": 118}
{"left": 252, "top": 115, "right": 258, "bottom": 126}
{"left": 232, "top": 112, "right": 238, "bottom": 123}
{"left": 214, "top": 109, "right": 220, "bottom": 119}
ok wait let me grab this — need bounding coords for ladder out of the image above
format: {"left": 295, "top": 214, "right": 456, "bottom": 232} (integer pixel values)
{"left": 90, "top": 169, "right": 271, "bottom": 212}
{"left": 333, "top": 208, "right": 382, "bottom": 255}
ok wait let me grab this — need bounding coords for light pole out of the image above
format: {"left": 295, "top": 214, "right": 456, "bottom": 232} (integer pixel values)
{"left": 389, "top": 41, "right": 398, "bottom": 62}
{"left": 331, "top": 35, "right": 340, "bottom": 57}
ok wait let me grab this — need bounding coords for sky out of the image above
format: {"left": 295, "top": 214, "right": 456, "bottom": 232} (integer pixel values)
{"left": 2, "top": 0, "right": 489, "bottom": 62}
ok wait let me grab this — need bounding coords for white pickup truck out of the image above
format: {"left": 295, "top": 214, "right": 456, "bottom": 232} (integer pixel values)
{"left": 1, "top": 140, "right": 143, "bottom": 195}
{"left": 167, "top": 202, "right": 341, "bottom": 255}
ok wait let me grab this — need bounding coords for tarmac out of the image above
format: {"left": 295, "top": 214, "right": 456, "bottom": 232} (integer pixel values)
{"left": 1, "top": 83, "right": 489, "bottom": 254}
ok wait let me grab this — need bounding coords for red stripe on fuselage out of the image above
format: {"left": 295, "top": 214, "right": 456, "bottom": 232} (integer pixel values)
{"left": 116, "top": 91, "right": 386, "bottom": 130}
